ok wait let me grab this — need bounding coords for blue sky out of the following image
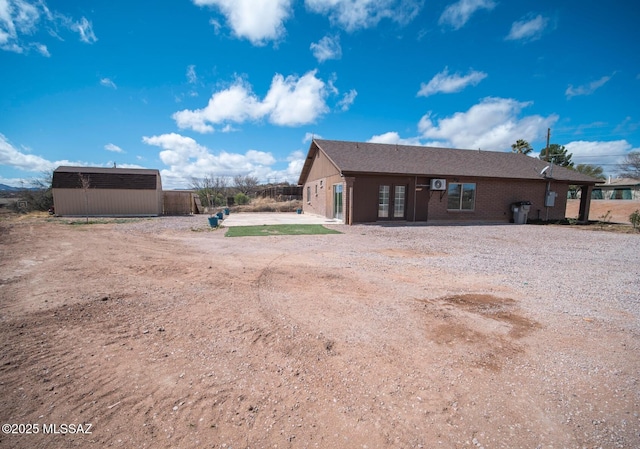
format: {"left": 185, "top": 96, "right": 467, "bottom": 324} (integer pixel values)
{"left": 1, "top": 0, "right": 638, "bottom": 188}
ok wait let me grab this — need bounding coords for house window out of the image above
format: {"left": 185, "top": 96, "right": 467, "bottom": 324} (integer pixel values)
{"left": 378, "top": 185, "right": 390, "bottom": 218}
{"left": 611, "top": 188, "right": 632, "bottom": 200}
{"left": 447, "top": 183, "right": 476, "bottom": 211}
{"left": 394, "top": 185, "right": 406, "bottom": 218}
{"left": 307, "top": 186, "right": 311, "bottom": 202}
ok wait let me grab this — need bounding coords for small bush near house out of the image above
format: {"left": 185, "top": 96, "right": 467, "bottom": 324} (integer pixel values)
{"left": 630, "top": 209, "right": 640, "bottom": 231}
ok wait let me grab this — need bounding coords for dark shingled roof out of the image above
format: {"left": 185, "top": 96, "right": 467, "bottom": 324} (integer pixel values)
{"left": 298, "top": 139, "right": 599, "bottom": 185}
{"left": 52, "top": 166, "right": 161, "bottom": 190}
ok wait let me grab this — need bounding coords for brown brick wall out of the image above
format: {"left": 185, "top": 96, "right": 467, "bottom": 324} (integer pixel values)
{"left": 347, "top": 175, "right": 570, "bottom": 224}
{"left": 427, "top": 178, "right": 569, "bottom": 223}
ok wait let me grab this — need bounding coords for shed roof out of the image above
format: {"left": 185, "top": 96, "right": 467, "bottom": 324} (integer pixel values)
{"left": 54, "top": 166, "right": 160, "bottom": 176}
{"left": 298, "top": 139, "right": 599, "bottom": 185}
{"left": 53, "top": 166, "right": 161, "bottom": 190}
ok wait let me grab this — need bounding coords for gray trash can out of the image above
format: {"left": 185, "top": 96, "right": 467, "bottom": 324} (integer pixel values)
{"left": 511, "top": 201, "right": 532, "bottom": 224}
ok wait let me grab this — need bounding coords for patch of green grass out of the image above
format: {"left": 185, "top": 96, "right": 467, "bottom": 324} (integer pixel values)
{"left": 225, "top": 224, "right": 341, "bottom": 237}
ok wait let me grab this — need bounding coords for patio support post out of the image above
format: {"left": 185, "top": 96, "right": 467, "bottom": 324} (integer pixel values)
{"left": 578, "top": 184, "right": 593, "bottom": 223}
{"left": 344, "top": 176, "right": 355, "bottom": 225}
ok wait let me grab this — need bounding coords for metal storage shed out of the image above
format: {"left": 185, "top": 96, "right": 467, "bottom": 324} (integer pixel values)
{"left": 52, "top": 166, "right": 163, "bottom": 217}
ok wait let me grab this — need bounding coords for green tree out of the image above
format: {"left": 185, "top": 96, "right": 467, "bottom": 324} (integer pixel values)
{"left": 617, "top": 151, "right": 640, "bottom": 179}
{"left": 539, "top": 144, "right": 574, "bottom": 168}
{"left": 575, "top": 164, "right": 606, "bottom": 180}
{"left": 510, "top": 139, "right": 533, "bottom": 154}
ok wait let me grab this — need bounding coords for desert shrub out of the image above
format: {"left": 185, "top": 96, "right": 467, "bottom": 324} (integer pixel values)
{"left": 234, "top": 192, "right": 250, "bottom": 205}
{"left": 630, "top": 209, "right": 640, "bottom": 230}
{"left": 597, "top": 210, "right": 612, "bottom": 229}
{"left": 232, "top": 197, "right": 302, "bottom": 213}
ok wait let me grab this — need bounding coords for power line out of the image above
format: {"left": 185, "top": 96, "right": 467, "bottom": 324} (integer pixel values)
{"left": 571, "top": 153, "right": 629, "bottom": 158}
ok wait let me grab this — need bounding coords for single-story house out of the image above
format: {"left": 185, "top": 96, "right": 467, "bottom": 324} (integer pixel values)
{"left": 592, "top": 178, "right": 640, "bottom": 200}
{"left": 52, "top": 166, "right": 163, "bottom": 216}
{"left": 298, "top": 139, "right": 599, "bottom": 225}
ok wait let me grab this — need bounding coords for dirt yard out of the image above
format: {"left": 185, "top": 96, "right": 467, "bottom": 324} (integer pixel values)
{"left": 566, "top": 199, "right": 640, "bottom": 224}
{"left": 1, "top": 215, "right": 638, "bottom": 448}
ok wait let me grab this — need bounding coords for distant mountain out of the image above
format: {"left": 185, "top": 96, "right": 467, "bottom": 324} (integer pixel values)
{"left": 0, "top": 184, "right": 21, "bottom": 191}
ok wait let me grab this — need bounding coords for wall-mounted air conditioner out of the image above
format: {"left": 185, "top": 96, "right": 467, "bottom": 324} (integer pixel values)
{"left": 430, "top": 179, "right": 447, "bottom": 190}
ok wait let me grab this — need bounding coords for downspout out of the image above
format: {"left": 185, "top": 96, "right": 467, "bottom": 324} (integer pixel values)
{"left": 545, "top": 164, "right": 554, "bottom": 221}
{"left": 413, "top": 176, "right": 417, "bottom": 222}
{"left": 349, "top": 185, "right": 353, "bottom": 225}
{"left": 544, "top": 181, "right": 550, "bottom": 221}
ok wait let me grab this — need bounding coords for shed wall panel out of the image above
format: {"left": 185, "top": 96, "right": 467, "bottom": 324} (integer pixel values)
{"left": 53, "top": 189, "right": 162, "bottom": 216}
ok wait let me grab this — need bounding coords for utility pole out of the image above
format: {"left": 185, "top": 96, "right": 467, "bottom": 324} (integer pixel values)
{"left": 545, "top": 128, "right": 551, "bottom": 161}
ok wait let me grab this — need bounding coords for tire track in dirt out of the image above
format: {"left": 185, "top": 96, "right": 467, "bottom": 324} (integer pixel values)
{"left": 246, "top": 251, "right": 471, "bottom": 448}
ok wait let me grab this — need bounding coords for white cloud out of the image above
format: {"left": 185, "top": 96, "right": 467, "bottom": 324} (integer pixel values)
{"left": 305, "top": 0, "right": 423, "bottom": 31}
{"left": 0, "top": 0, "right": 96, "bottom": 54}
{"left": 193, "top": 0, "right": 292, "bottom": 45}
{"left": 613, "top": 116, "right": 640, "bottom": 135}
{"left": 0, "top": 133, "right": 56, "bottom": 172}
{"left": 417, "top": 97, "right": 558, "bottom": 150}
{"left": 368, "top": 132, "right": 423, "bottom": 146}
{"left": 0, "top": 133, "right": 82, "bottom": 173}
{"left": 253, "top": 149, "right": 307, "bottom": 184}
{"left": 263, "top": 71, "right": 329, "bottom": 126}
{"left": 566, "top": 74, "right": 614, "bottom": 99}
{"left": 337, "top": 89, "right": 357, "bottom": 111}
{"left": 506, "top": 14, "right": 549, "bottom": 42}
{"left": 417, "top": 67, "right": 487, "bottom": 97}
{"left": 564, "top": 140, "right": 638, "bottom": 168}
{"left": 438, "top": 0, "right": 496, "bottom": 30}
{"left": 186, "top": 65, "right": 197, "bottom": 84}
{"left": 104, "top": 143, "right": 124, "bottom": 153}
{"left": 100, "top": 78, "right": 117, "bottom": 89}
{"left": 173, "top": 70, "right": 330, "bottom": 132}
{"left": 310, "top": 34, "right": 342, "bottom": 62}
{"left": 34, "top": 42, "right": 49, "bottom": 56}
{"left": 279, "top": 151, "right": 306, "bottom": 181}
{"left": 142, "top": 132, "right": 293, "bottom": 186}
{"left": 70, "top": 16, "right": 97, "bottom": 44}
{"left": 303, "top": 132, "right": 322, "bottom": 143}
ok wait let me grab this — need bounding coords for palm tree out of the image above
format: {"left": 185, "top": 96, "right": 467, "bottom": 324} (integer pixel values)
{"left": 511, "top": 139, "right": 533, "bottom": 154}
